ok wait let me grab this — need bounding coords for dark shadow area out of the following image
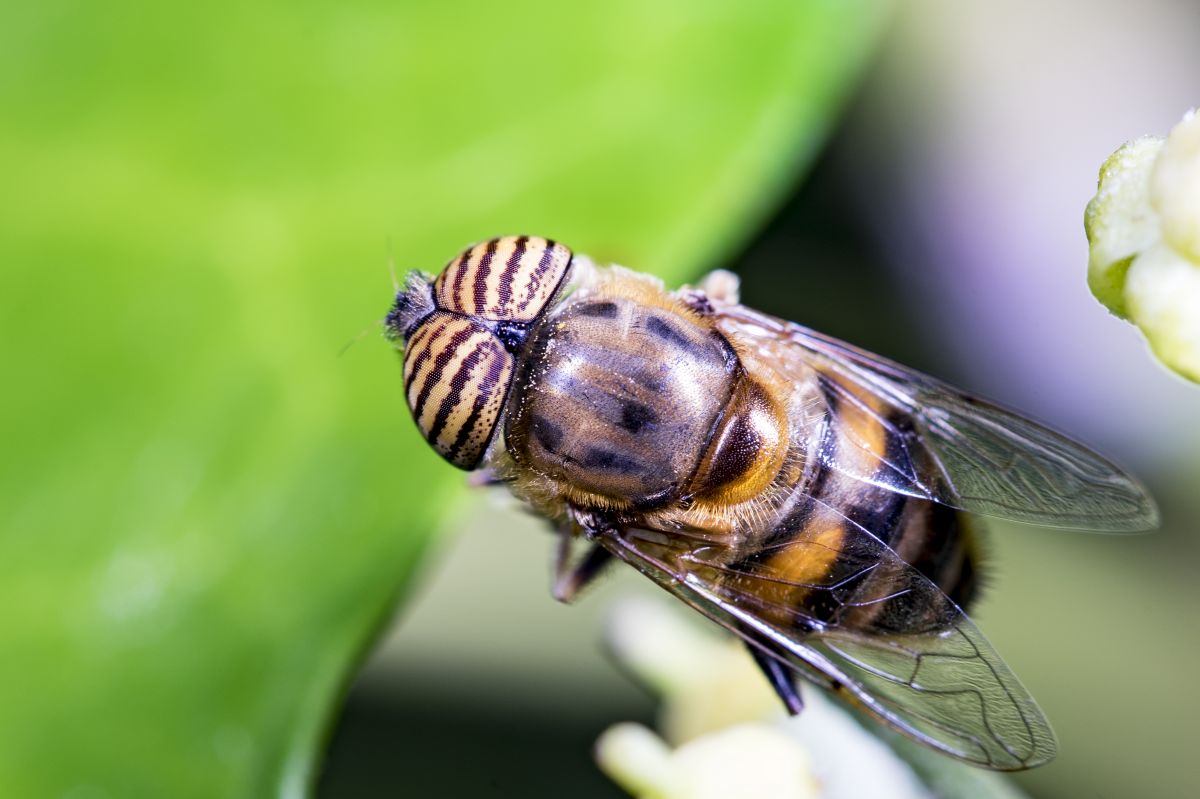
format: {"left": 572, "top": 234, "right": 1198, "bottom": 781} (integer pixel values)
{"left": 732, "top": 128, "right": 928, "bottom": 370}
{"left": 317, "top": 685, "right": 636, "bottom": 798}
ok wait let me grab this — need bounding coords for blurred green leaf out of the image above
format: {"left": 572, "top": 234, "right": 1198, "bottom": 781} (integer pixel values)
{"left": 0, "top": 1, "right": 884, "bottom": 796}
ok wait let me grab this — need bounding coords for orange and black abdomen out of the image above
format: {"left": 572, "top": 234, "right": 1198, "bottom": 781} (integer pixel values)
{"left": 881, "top": 500, "right": 980, "bottom": 612}
{"left": 728, "top": 370, "right": 981, "bottom": 633}
{"left": 820, "top": 371, "right": 981, "bottom": 612}
{"left": 826, "top": 372, "right": 981, "bottom": 612}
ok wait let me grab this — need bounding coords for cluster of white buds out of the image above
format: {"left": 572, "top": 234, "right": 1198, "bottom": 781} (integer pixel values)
{"left": 1086, "top": 109, "right": 1200, "bottom": 383}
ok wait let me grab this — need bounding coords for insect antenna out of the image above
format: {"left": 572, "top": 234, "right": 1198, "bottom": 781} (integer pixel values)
{"left": 338, "top": 321, "right": 384, "bottom": 357}
{"left": 340, "top": 246, "right": 407, "bottom": 357}
{"left": 387, "top": 236, "right": 400, "bottom": 292}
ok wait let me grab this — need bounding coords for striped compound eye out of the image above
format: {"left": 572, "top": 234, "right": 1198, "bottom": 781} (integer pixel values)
{"left": 433, "top": 235, "right": 572, "bottom": 322}
{"left": 393, "top": 236, "right": 574, "bottom": 469}
{"left": 402, "top": 311, "right": 514, "bottom": 469}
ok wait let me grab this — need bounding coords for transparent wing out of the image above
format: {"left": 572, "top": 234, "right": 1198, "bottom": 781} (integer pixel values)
{"left": 715, "top": 304, "right": 1158, "bottom": 531}
{"left": 598, "top": 502, "right": 1058, "bottom": 770}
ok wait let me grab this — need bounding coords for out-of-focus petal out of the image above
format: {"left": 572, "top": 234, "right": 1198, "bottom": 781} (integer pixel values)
{"left": 785, "top": 689, "right": 931, "bottom": 799}
{"left": 597, "top": 721, "right": 819, "bottom": 799}
{"left": 601, "top": 598, "right": 942, "bottom": 798}
{"left": 668, "top": 724, "right": 819, "bottom": 799}
{"left": 595, "top": 722, "right": 674, "bottom": 798}
{"left": 606, "top": 598, "right": 780, "bottom": 743}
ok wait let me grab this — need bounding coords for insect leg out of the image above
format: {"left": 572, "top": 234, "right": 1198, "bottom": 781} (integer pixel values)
{"left": 748, "top": 645, "right": 804, "bottom": 715}
{"left": 552, "top": 527, "right": 615, "bottom": 604}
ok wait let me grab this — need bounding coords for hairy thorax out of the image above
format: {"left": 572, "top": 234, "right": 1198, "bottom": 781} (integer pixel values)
{"left": 505, "top": 278, "right": 789, "bottom": 517}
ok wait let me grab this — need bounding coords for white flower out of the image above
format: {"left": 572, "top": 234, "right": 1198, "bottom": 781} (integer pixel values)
{"left": 596, "top": 721, "right": 819, "bottom": 799}
{"left": 1085, "top": 109, "right": 1200, "bottom": 383}
{"left": 595, "top": 598, "right": 935, "bottom": 799}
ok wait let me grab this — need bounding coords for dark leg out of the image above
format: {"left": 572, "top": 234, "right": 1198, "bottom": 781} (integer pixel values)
{"left": 749, "top": 645, "right": 804, "bottom": 715}
{"left": 552, "top": 528, "right": 614, "bottom": 603}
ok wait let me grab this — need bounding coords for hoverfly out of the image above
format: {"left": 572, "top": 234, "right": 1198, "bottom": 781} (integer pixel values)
{"left": 385, "top": 236, "right": 1157, "bottom": 771}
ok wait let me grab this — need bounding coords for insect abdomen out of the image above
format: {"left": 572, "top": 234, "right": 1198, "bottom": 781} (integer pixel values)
{"left": 881, "top": 501, "right": 980, "bottom": 610}
{"left": 723, "top": 367, "right": 980, "bottom": 632}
